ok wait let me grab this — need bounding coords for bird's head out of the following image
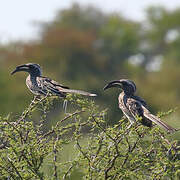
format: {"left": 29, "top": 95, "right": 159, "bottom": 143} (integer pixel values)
{"left": 103, "top": 79, "right": 136, "bottom": 96}
{"left": 11, "top": 63, "right": 42, "bottom": 76}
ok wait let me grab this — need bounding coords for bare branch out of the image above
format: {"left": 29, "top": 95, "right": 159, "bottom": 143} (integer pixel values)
{"left": 53, "top": 136, "right": 58, "bottom": 180}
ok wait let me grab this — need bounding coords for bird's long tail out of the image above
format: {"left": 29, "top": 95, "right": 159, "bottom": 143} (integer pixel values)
{"left": 143, "top": 112, "right": 178, "bottom": 133}
{"left": 58, "top": 88, "right": 97, "bottom": 97}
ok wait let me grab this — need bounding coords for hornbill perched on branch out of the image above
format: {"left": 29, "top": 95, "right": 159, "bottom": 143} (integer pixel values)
{"left": 11, "top": 63, "right": 97, "bottom": 98}
{"left": 104, "top": 79, "right": 178, "bottom": 133}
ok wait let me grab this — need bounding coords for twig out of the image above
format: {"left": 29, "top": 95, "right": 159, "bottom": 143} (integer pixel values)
{"left": 104, "top": 154, "right": 119, "bottom": 179}
{"left": 0, "top": 141, "right": 9, "bottom": 149}
{"left": 17, "top": 96, "right": 48, "bottom": 124}
{"left": 91, "top": 115, "right": 115, "bottom": 142}
{"left": 7, "top": 156, "right": 23, "bottom": 180}
{"left": 53, "top": 136, "right": 58, "bottom": 180}
{"left": 121, "top": 138, "right": 139, "bottom": 168}
{"left": 63, "top": 163, "right": 74, "bottom": 180}
{"left": 41, "top": 110, "right": 85, "bottom": 140}
{"left": 93, "top": 137, "right": 104, "bottom": 161}
{"left": 76, "top": 139, "right": 91, "bottom": 163}
{"left": 5, "top": 120, "right": 25, "bottom": 143}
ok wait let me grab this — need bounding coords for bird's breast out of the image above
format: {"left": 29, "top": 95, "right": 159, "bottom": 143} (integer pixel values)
{"left": 26, "top": 75, "right": 41, "bottom": 95}
{"left": 118, "top": 93, "right": 136, "bottom": 122}
{"left": 118, "top": 93, "right": 126, "bottom": 109}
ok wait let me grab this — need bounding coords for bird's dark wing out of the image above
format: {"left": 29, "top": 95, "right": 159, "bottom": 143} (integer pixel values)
{"left": 126, "top": 98, "right": 144, "bottom": 119}
{"left": 37, "top": 76, "right": 97, "bottom": 97}
{"left": 132, "top": 95, "right": 147, "bottom": 107}
{"left": 41, "top": 76, "right": 70, "bottom": 89}
{"left": 127, "top": 96, "right": 177, "bottom": 132}
{"left": 36, "top": 77, "right": 66, "bottom": 97}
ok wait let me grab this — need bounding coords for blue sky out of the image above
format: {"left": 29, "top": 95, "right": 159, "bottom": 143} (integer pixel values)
{"left": 0, "top": 0, "right": 179, "bottom": 42}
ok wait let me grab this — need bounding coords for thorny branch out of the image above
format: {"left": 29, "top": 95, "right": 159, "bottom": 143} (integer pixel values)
{"left": 53, "top": 136, "right": 59, "bottom": 180}
{"left": 17, "top": 95, "right": 48, "bottom": 124}
{"left": 41, "top": 110, "right": 85, "bottom": 140}
{"left": 7, "top": 157, "right": 23, "bottom": 180}
{"left": 104, "top": 154, "right": 119, "bottom": 180}
{"left": 121, "top": 137, "right": 140, "bottom": 168}
{"left": 0, "top": 94, "right": 179, "bottom": 179}
{"left": 63, "top": 163, "right": 74, "bottom": 180}
{"left": 76, "top": 139, "right": 91, "bottom": 163}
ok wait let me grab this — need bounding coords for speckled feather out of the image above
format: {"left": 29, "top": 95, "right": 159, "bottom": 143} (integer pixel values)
{"left": 118, "top": 92, "right": 152, "bottom": 127}
{"left": 105, "top": 79, "right": 177, "bottom": 133}
{"left": 12, "top": 63, "right": 96, "bottom": 97}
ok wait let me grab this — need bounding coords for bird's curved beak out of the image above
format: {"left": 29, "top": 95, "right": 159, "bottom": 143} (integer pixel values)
{"left": 11, "top": 64, "right": 29, "bottom": 75}
{"left": 103, "top": 80, "right": 122, "bottom": 90}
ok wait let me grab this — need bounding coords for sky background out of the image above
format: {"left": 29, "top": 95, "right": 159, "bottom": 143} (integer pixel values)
{"left": 0, "top": 0, "right": 180, "bottom": 43}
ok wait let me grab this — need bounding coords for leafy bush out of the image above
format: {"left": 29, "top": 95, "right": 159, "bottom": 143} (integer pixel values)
{"left": 0, "top": 95, "right": 179, "bottom": 179}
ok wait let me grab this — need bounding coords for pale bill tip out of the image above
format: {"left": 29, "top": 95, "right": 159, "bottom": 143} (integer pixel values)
{"left": 90, "top": 93, "right": 97, "bottom": 97}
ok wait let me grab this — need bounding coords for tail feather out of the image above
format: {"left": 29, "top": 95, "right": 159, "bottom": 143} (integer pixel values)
{"left": 58, "top": 88, "right": 97, "bottom": 97}
{"left": 144, "top": 112, "right": 177, "bottom": 133}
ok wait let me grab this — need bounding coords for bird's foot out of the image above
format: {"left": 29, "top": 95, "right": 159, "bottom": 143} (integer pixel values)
{"left": 31, "top": 96, "right": 41, "bottom": 105}
{"left": 35, "top": 95, "right": 42, "bottom": 101}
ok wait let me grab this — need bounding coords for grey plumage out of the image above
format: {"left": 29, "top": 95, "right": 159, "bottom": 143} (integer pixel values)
{"left": 11, "top": 63, "right": 97, "bottom": 97}
{"left": 104, "top": 79, "right": 178, "bottom": 133}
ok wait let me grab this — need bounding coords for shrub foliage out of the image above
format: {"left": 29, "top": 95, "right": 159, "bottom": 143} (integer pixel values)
{"left": 0, "top": 95, "right": 179, "bottom": 179}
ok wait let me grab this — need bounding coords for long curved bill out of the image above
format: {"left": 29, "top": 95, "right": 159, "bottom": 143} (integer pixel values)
{"left": 103, "top": 80, "right": 122, "bottom": 90}
{"left": 11, "top": 64, "right": 29, "bottom": 75}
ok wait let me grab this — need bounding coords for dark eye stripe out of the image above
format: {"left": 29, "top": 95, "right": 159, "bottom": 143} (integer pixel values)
{"left": 122, "top": 79, "right": 136, "bottom": 93}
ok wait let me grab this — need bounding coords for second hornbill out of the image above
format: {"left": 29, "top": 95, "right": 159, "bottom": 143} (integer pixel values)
{"left": 103, "top": 79, "right": 178, "bottom": 133}
{"left": 11, "top": 63, "right": 97, "bottom": 98}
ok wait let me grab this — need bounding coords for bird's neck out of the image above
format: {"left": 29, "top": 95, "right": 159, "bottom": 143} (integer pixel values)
{"left": 122, "top": 91, "right": 134, "bottom": 97}
{"left": 28, "top": 74, "right": 38, "bottom": 81}
{"left": 28, "top": 70, "right": 41, "bottom": 77}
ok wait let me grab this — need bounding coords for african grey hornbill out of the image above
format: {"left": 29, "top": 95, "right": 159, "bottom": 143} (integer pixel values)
{"left": 11, "top": 63, "right": 97, "bottom": 97}
{"left": 103, "top": 79, "right": 177, "bottom": 133}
